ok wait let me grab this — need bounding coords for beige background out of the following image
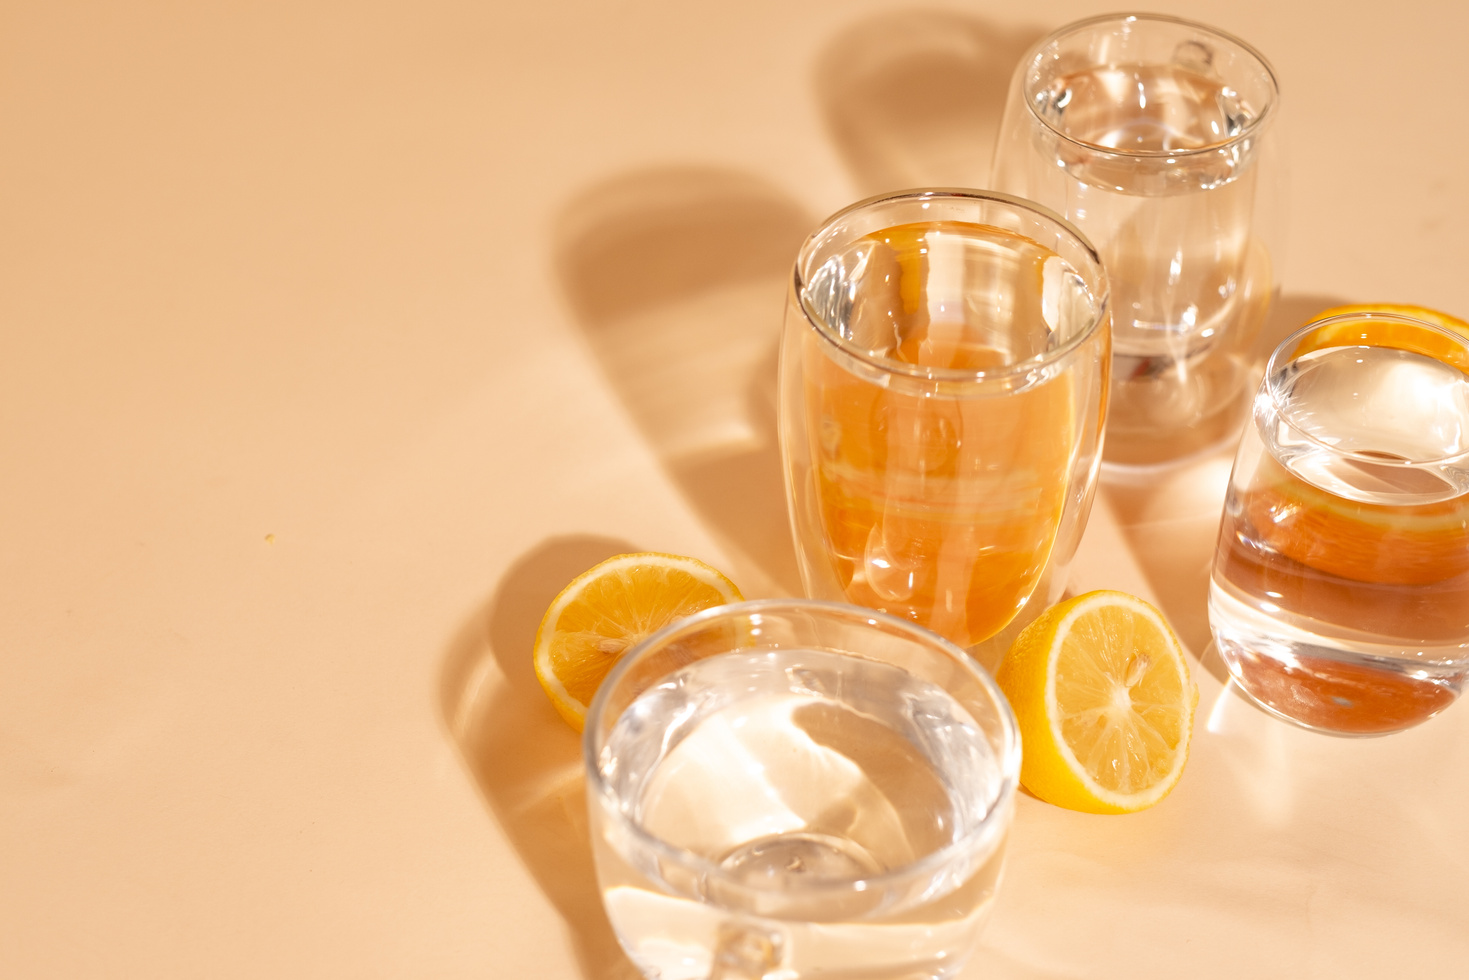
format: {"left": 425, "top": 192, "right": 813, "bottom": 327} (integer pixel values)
{"left": 3, "top": 0, "right": 1467, "bottom": 976}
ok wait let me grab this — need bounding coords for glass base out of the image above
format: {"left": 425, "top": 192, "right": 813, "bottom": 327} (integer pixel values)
{"left": 1209, "top": 589, "right": 1467, "bottom": 736}
{"left": 1102, "top": 374, "right": 1252, "bottom": 469}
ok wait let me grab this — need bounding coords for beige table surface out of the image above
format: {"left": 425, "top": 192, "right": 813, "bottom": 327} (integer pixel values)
{"left": 4, "top": 0, "right": 1468, "bottom": 976}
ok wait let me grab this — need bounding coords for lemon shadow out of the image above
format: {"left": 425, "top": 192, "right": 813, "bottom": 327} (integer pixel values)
{"left": 1102, "top": 293, "right": 1350, "bottom": 682}
{"left": 441, "top": 534, "right": 643, "bottom": 980}
{"left": 815, "top": 9, "right": 1043, "bottom": 194}
{"left": 554, "top": 167, "right": 812, "bottom": 597}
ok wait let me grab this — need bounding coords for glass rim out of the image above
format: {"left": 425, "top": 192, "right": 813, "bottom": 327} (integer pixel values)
{"left": 1265, "top": 311, "right": 1469, "bottom": 467}
{"left": 582, "top": 596, "right": 1022, "bottom": 900}
{"left": 1021, "top": 11, "right": 1281, "bottom": 160}
{"left": 793, "top": 187, "right": 1109, "bottom": 385}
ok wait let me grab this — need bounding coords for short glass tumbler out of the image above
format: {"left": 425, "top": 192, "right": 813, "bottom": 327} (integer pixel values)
{"left": 993, "top": 13, "right": 1283, "bottom": 467}
{"left": 778, "top": 189, "right": 1110, "bottom": 652}
{"left": 1209, "top": 313, "right": 1469, "bottom": 735}
{"left": 585, "top": 599, "right": 1021, "bottom": 980}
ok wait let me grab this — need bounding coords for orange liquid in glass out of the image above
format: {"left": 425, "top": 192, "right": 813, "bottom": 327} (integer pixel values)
{"left": 803, "top": 221, "right": 1081, "bottom": 647}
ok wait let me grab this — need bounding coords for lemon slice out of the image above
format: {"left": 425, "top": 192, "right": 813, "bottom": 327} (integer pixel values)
{"left": 532, "top": 552, "right": 743, "bottom": 731}
{"left": 1242, "top": 453, "right": 1469, "bottom": 586}
{"left": 995, "top": 591, "right": 1197, "bottom": 814}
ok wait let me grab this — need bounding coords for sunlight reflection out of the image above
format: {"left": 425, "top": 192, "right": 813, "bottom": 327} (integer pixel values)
{"left": 1205, "top": 676, "right": 1297, "bottom": 825}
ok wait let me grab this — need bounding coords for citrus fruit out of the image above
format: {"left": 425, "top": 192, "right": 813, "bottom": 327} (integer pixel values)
{"left": 1312, "top": 302, "right": 1469, "bottom": 337}
{"left": 995, "top": 591, "right": 1197, "bottom": 814}
{"left": 1298, "top": 302, "right": 1469, "bottom": 371}
{"left": 1241, "top": 453, "right": 1469, "bottom": 587}
{"left": 532, "top": 553, "right": 742, "bottom": 731}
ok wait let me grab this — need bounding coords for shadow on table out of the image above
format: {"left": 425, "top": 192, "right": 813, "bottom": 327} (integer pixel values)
{"left": 554, "top": 167, "right": 811, "bottom": 598}
{"left": 1250, "top": 292, "right": 1354, "bottom": 363}
{"left": 441, "top": 534, "right": 644, "bottom": 980}
{"left": 1102, "top": 292, "right": 1349, "bottom": 683}
{"left": 815, "top": 9, "right": 1043, "bottom": 194}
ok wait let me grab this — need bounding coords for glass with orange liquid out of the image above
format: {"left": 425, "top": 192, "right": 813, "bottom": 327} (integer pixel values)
{"left": 1209, "top": 312, "right": 1469, "bottom": 735}
{"left": 779, "top": 190, "right": 1110, "bottom": 650}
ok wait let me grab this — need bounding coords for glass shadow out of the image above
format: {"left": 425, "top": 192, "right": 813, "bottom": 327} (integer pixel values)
{"left": 440, "top": 535, "right": 644, "bottom": 980}
{"left": 1102, "top": 293, "right": 1352, "bottom": 682}
{"left": 554, "top": 167, "right": 812, "bottom": 596}
{"left": 815, "top": 10, "right": 1043, "bottom": 194}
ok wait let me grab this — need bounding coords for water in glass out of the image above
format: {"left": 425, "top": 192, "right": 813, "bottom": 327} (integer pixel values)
{"left": 1210, "top": 342, "right": 1469, "bottom": 733}
{"left": 592, "top": 648, "right": 1010, "bottom": 980}
{"left": 994, "top": 16, "right": 1283, "bottom": 466}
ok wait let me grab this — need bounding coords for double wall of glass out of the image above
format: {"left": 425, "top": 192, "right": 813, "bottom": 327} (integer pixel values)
{"left": 994, "top": 13, "right": 1282, "bottom": 468}
{"left": 778, "top": 189, "right": 1110, "bottom": 653}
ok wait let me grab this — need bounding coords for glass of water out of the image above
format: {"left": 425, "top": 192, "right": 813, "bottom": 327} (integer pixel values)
{"left": 1209, "top": 312, "right": 1469, "bottom": 735}
{"left": 585, "top": 599, "right": 1020, "bottom": 980}
{"left": 992, "top": 13, "right": 1283, "bottom": 467}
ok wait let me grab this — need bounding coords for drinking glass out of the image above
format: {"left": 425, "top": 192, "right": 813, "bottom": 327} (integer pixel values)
{"left": 585, "top": 599, "right": 1021, "bottom": 980}
{"left": 1208, "top": 312, "right": 1469, "bottom": 735}
{"left": 778, "top": 189, "right": 1109, "bottom": 652}
{"left": 992, "top": 13, "right": 1283, "bottom": 467}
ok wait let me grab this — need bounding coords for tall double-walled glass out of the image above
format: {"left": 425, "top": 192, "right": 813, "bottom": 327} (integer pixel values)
{"left": 993, "top": 13, "right": 1282, "bottom": 467}
{"left": 779, "top": 189, "right": 1110, "bottom": 650}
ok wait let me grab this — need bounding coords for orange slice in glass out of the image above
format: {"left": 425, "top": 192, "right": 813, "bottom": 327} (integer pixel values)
{"left": 1255, "top": 303, "right": 1469, "bottom": 586}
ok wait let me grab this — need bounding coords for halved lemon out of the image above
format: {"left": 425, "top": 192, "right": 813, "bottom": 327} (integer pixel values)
{"left": 1312, "top": 302, "right": 1469, "bottom": 336}
{"left": 532, "top": 552, "right": 742, "bottom": 731}
{"left": 1298, "top": 302, "right": 1469, "bottom": 371}
{"left": 995, "top": 591, "right": 1197, "bottom": 814}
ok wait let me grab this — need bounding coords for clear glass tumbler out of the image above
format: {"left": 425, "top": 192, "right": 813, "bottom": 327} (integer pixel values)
{"left": 778, "top": 189, "right": 1110, "bottom": 651}
{"left": 1209, "top": 312, "right": 1469, "bottom": 735}
{"left": 993, "top": 13, "right": 1282, "bottom": 467}
{"left": 585, "top": 599, "right": 1021, "bottom": 980}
